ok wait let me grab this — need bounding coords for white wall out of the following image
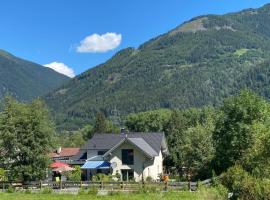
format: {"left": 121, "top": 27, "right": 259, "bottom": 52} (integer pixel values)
{"left": 142, "top": 150, "right": 163, "bottom": 181}
{"left": 108, "top": 141, "right": 163, "bottom": 181}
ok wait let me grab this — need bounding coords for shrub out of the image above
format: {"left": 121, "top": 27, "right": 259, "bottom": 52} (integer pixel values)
{"left": 87, "top": 186, "right": 98, "bottom": 195}
{"left": 0, "top": 168, "right": 7, "bottom": 181}
{"left": 108, "top": 190, "right": 121, "bottom": 196}
{"left": 6, "top": 185, "right": 15, "bottom": 193}
{"left": 66, "top": 165, "right": 81, "bottom": 181}
{"left": 24, "top": 189, "right": 32, "bottom": 194}
{"left": 40, "top": 187, "right": 53, "bottom": 194}
{"left": 198, "top": 184, "right": 228, "bottom": 200}
{"left": 93, "top": 173, "right": 110, "bottom": 182}
{"left": 139, "top": 184, "right": 160, "bottom": 193}
{"left": 221, "top": 165, "right": 270, "bottom": 200}
{"left": 221, "top": 165, "right": 249, "bottom": 194}
{"left": 78, "top": 188, "right": 87, "bottom": 195}
{"left": 145, "top": 176, "right": 153, "bottom": 183}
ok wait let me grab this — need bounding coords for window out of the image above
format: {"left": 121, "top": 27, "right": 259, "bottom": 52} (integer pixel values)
{"left": 122, "top": 149, "right": 134, "bottom": 165}
{"left": 98, "top": 150, "right": 106, "bottom": 155}
{"left": 79, "top": 152, "right": 87, "bottom": 160}
{"left": 121, "top": 169, "right": 134, "bottom": 181}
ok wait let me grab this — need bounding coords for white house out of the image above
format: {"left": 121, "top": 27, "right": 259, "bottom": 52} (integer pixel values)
{"left": 73, "top": 132, "right": 169, "bottom": 182}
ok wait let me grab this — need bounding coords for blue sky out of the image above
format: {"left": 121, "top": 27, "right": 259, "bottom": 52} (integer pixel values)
{"left": 0, "top": 0, "right": 269, "bottom": 77}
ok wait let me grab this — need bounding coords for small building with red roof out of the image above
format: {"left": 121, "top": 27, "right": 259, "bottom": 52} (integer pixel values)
{"left": 49, "top": 147, "right": 80, "bottom": 163}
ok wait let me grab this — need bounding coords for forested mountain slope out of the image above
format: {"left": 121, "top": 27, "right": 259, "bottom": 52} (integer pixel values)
{"left": 0, "top": 50, "right": 69, "bottom": 101}
{"left": 45, "top": 4, "right": 270, "bottom": 130}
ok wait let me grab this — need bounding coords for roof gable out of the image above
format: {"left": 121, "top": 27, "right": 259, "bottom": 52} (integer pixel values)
{"left": 81, "top": 132, "right": 167, "bottom": 156}
{"left": 127, "top": 138, "right": 158, "bottom": 157}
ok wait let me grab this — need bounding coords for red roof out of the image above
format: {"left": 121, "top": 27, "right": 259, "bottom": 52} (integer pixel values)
{"left": 50, "top": 161, "right": 70, "bottom": 168}
{"left": 49, "top": 148, "right": 80, "bottom": 158}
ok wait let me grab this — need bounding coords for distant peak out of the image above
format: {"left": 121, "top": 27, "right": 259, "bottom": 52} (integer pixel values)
{"left": 170, "top": 17, "right": 208, "bottom": 35}
{"left": 0, "top": 49, "right": 14, "bottom": 59}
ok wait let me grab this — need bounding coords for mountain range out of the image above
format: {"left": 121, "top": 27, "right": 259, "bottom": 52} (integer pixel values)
{"left": 0, "top": 50, "right": 69, "bottom": 101}
{"left": 35, "top": 4, "right": 270, "bottom": 130}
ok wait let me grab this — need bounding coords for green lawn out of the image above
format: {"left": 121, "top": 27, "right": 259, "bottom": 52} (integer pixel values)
{"left": 0, "top": 186, "right": 227, "bottom": 200}
{"left": 0, "top": 191, "right": 212, "bottom": 200}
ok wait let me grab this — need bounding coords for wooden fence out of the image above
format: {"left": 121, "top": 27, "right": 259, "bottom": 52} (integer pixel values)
{"left": 0, "top": 179, "right": 212, "bottom": 192}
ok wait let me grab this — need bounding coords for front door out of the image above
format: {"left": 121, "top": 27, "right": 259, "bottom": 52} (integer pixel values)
{"left": 121, "top": 169, "right": 134, "bottom": 181}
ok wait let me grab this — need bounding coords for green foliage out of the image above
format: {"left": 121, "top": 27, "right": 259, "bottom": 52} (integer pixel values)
{"left": 0, "top": 49, "right": 69, "bottom": 102}
{"left": 92, "top": 173, "right": 111, "bottom": 182}
{"left": 6, "top": 186, "right": 15, "bottom": 193}
{"left": 0, "top": 97, "right": 56, "bottom": 182}
{"left": 0, "top": 168, "right": 7, "bottom": 181}
{"left": 93, "top": 112, "right": 119, "bottom": 134}
{"left": 57, "top": 130, "right": 86, "bottom": 148}
{"left": 66, "top": 165, "right": 81, "bottom": 181}
{"left": 0, "top": 190, "right": 222, "bottom": 199}
{"left": 197, "top": 184, "right": 228, "bottom": 200}
{"left": 40, "top": 187, "right": 53, "bottom": 194}
{"left": 221, "top": 165, "right": 270, "bottom": 200}
{"left": 240, "top": 121, "right": 270, "bottom": 178}
{"left": 78, "top": 188, "right": 88, "bottom": 195}
{"left": 87, "top": 187, "right": 98, "bottom": 195}
{"left": 139, "top": 185, "right": 159, "bottom": 193}
{"left": 126, "top": 109, "right": 171, "bottom": 132}
{"left": 213, "top": 90, "right": 270, "bottom": 174}
{"left": 165, "top": 107, "right": 217, "bottom": 180}
{"left": 145, "top": 176, "right": 153, "bottom": 183}
{"left": 80, "top": 125, "right": 94, "bottom": 140}
{"left": 24, "top": 189, "right": 32, "bottom": 194}
{"left": 93, "top": 112, "right": 107, "bottom": 133}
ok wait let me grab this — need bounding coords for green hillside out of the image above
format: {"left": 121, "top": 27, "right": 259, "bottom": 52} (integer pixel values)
{"left": 45, "top": 4, "right": 270, "bottom": 130}
{"left": 0, "top": 50, "right": 69, "bottom": 101}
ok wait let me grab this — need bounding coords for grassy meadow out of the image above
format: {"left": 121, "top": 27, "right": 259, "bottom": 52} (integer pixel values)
{"left": 0, "top": 192, "right": 196, "bottom": 200}
{"left": 0, "top": 188, "right": 226, "bottom": 200}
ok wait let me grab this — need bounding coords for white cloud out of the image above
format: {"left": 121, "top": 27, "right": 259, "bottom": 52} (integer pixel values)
{"left": 76, "top": 32, "right": 122, "bottom": 53}
{"left": 44, "top": 62, "right": 75, "bottom": 78}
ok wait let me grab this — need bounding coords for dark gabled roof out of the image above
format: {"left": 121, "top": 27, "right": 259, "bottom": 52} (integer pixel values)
{"left": 127, "top": 138, "right": 158, "bottom": 157}
{"left": 81, "top": 132, "right": 167, "bottom": 156}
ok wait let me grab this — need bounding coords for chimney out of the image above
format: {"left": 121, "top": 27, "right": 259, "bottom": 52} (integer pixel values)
{"left": 56, "top": 147, "right": 62, "bottom": 154}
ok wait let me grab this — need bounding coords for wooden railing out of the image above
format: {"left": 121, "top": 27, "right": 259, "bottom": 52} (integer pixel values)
{"left": 0, "top": 179, "right": 212, "bottom": 191}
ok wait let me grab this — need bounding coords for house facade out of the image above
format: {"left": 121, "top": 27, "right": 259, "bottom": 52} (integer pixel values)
{"left": 73, "top": 132, "right": 169, "bottom": 182}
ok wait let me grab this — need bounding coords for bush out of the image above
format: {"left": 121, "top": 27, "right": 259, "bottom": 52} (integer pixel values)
{"left": 24, "top": 189, "right": 32, "bottom": 194}
{"left": 0, "top": 168, "right": 7, "bottom": 181}
{"left": 108, "top": 191, "right": 121, "bottom": 196}
{"left": 6, "top": 185, "right": 15, "bottom": 193}
{"left": 87, "top": 186, "right": 98, "bottom": 195}
{"left": 92, "top": 173, "right": 110, "bottom": 182}
{"left": 145, "top": 176, "right": 153, "bottom": 183}
{"left": 198, "top": 184, "right": 228, "bottom": 200}
{"left": 40, "top": 187, "right": 53, "bottom": 194}
{"left": 221, "top": 165, "right": 270, "bottom": 200}
{"left": 221, "top": 165, "right": 250, "bottom": 193}
{"left": 66, "top": 165, "right": 81, "bottom": 181}
{"left": 78, "top": 188, "right": 87, "bottom": 195}
{"left": 139, "top": 184, "right": 160, "bottom": 193}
